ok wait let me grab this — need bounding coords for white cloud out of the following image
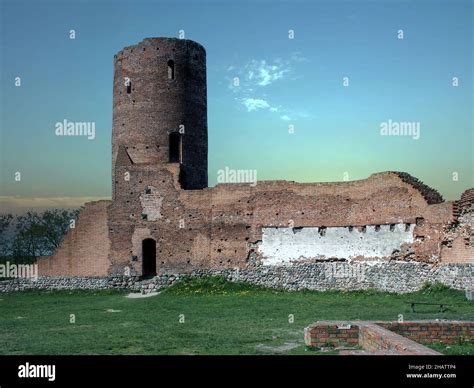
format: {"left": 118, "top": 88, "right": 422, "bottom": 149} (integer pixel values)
{"left": 239, "top": 98, "right": 300, "bottom": 122}
{"left": 241, "top": 98, "right": 271, "bottom": 112}
{"left": 245, "top": 59, "right": 289, "bottom": 87}
{"left": 227, "top": 54, "right": 310, "bottom": 122}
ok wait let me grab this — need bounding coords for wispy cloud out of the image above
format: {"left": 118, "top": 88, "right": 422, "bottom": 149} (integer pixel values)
{"left": 227, "top": 53, "right": 309, "bottom": 121}
{"left": 240, "top": 98, "right": 273, "bottom": 112}
{"left": 229, "top": 57, "right": 292, "bottom": 91}
{"left": 246, "top": 59, "right": 289, "bottom": 86}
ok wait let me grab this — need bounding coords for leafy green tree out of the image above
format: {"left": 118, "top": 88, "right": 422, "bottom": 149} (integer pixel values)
{"left": 11, "top": 209, "right": 80, "bottom": 263}
{"left": 0, "top": 214, "right": 13, "bottom": 258}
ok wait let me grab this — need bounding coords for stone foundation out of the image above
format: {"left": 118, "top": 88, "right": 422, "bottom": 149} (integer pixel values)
{"left": 1, "top": 262, "right": 472, "bottom": 293}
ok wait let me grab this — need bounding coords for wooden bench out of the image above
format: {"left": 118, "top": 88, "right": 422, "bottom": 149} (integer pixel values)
{"left": 406, "top": 301, "right": 450, "bottom": 313}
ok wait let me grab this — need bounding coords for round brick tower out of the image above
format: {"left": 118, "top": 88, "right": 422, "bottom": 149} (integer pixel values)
{"left": 112, "top": 37, "right": 208, "bottom": 195}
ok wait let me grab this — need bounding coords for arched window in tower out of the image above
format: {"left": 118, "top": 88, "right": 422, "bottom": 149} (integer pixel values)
{"left": 167, "top": 60, "right": 175, "bottom": 80}
{"left": 126, "top": 80, "right": 131, "bottom": 94}
{"left": 169, "top": 132, "right": 181, "bottom": 163}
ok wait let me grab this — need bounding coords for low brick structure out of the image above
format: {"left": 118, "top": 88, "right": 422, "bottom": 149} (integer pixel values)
{"left": 377, "top": 320, "right": 474, "bottom": 345}
{"left": 304, "top": 320, "right": 474, "bottom": 355}
{"left": 304, "top": 321, "right": 360, "bottom": 348}
{"left": 358, "top": 322, "right": 440, "bottom": 355}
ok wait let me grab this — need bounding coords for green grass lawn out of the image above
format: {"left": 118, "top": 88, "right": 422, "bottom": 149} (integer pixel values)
{"left": 0, "top": 278, "right": 472, "bottom": 355}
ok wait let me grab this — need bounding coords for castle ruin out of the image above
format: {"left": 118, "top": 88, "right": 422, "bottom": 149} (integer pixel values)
{"left": 37, "top": 38, "right": 474, "bottom": 281}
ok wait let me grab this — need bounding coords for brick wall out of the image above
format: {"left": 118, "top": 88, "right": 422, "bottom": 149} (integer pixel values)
{"left": 40, "top": 169, "right": 470, "bottom": 276}
{"left": 303, "top": 320, "right": 461, "bottom": 355}
{"left": 106, "top": 169, "right": 457, "bottom": 275}
{"left": 460, "top": 189, "right": 474, "bottom": 210}
{"left": 441, "top": 237, "right": 474, "bottom": 263}
{"left": 358, "top": 322, "right": 439, "bottom": 354}
{"left": 441, "top": 190, "right": 474, "bottom": 264}
{"left": 304, "top": 321, "right": 359, "bottom": 347}
{"left": 37, "top": 201, "right": 111, "bottom": 276}
{"left": 378, "top": 320, "right": 474, "bottom": 345}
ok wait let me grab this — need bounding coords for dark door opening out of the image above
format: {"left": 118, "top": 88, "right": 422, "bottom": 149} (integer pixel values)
{"left": 169, "top": 132, "right": 181, "bottom": 163}
{"left": 142, "top": 238, "right": 157, "bottom": 277}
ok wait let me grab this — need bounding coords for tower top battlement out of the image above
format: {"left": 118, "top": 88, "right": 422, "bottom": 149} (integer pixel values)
{"left": 114, "top": 37, "right": 206, "bottom": 60}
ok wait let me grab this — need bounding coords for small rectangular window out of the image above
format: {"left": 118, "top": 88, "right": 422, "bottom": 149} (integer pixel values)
{"left": 167, "top": 60, "right": 175, "bottom": 80}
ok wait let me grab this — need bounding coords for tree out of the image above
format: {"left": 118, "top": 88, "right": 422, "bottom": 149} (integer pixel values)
{"left": 0, "top": 214, "right": 13, "bottom": 258}
{"left": 11, "top": 209, "right": 80, "bottom": 263}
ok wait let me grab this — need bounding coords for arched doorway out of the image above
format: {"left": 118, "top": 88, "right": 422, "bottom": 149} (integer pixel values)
{"left": 142, "top": 238, "right": 157, "bottom": 277}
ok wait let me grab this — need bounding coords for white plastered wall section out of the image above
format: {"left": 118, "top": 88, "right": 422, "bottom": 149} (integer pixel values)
{"left": 259, "top": 224, "right": 415, "bottom": 265}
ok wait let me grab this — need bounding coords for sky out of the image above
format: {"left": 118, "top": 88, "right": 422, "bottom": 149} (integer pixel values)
{"left": 0, "top": 0, "right": 472, "bottom": 213}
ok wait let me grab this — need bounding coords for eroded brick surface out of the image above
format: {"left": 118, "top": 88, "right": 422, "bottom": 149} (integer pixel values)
{"left": 37, "top": 201, "right": 111, "bottom": 276}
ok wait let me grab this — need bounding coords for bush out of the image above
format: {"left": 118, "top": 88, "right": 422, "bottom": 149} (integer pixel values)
{"left": 420, "top": 282, "right": 452, "bottom": 294}
{"left": 165, "top": 275, "right": 270, "bottom": 295}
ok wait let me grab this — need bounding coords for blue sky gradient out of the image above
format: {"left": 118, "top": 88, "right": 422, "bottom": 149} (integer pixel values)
{"left": 0, "top": 0, "right": 472, "bottom": 212}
